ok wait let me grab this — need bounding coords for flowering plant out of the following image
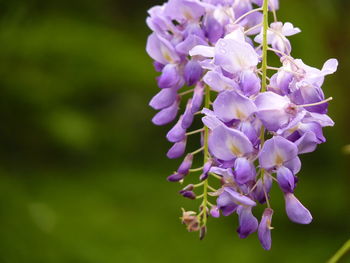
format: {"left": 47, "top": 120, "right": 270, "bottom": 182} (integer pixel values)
{"left": 146, "top": 0, "right": 337, "bottom": 250}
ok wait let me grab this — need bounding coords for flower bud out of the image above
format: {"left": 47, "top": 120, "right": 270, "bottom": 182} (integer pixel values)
{"left": 167, "top": 173, "right": 184, "bottom": 182}
{"left": 158, "top": 64, "right": 181, "bottom": 89}
{"left": 152, "top": 97, "right": 180, "bottom": 126}
{"left": 179, "top": 190, "right": 196, "bottom": 200}
{"left": 184, "top": 60, "right": 203, "bottom": 86}
{"left": 167, "top": 138, "right": 187, "bottom": 159}
{"left": 234, "top": 157, "right": 256, "bottom": 185}
{"left": 149, "top": 87, "right": 178, "bottom": 110}
{"left": 258, "top": 208, "right": 274, "bottom": 250}
{"left": 191, "top": 82, "right": 204, "bottom": 113}
{"left": 276, "top": 166, "right": 295, "bottom": 193}
{"left": 166, "top": 116, "right": 186, "bottom": 142}
{"left": 210, "top": 206, "right": 220, "bottom": 218}
{"left": 182, "top": 99, "right": 195, "bottom": 129}
{"left": 177, "top": 154, "right": 193, "bottom": 175}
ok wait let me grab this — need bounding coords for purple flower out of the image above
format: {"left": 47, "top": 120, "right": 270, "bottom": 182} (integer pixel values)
{"left": 217, "top": 187, "right": 256, "bottom": 216}
{"left": 259, "top": 136, "right": 299, "bottom": 172}
{"left": 255, "top": 91, "right": 297, "bottom": 132}
{"left": 157, "top": 64, "right": 182, "bottom": 89}
{"left": 167, "top": 138, "right": 187, "bottom": 159}
{"left": 149, "top": 87, "right": 178, "bottom": 110}
{"left": 255, "top": 22, "right": 301, "bottom": 55}
{"left": 152, "top": 97, "right": 180, "bottom": 126}
{"left": 237, "top": 206, "right": 258, "bottom": 239}
{"left": 166, "top": 116, "right": 187, "bottom": 142}
{"left": 284, "top": 192, "right": 312, "bottom": 224}
{"left": 177, "top": 154, "right": 193, "bottom": 175}
{"left": 258, "top": 208, "right": 274, "bottom": 250}
{"left": 208, "top": 125, "right": 253, "bottom": 161}
{"left": 213, "top": 90, "right": 257, "bottom": 123}
{"left": 184, "top": 60, "right": 203, "bottom": 86}
{"left": 234, "top": 157, "right": 256, "bottom": 185}
{"left": 146, "top": 33, "right": 180, "bottom": 65}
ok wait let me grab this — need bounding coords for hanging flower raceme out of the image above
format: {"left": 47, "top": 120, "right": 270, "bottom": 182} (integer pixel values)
{"left": 146, "top": 0, "right": 337, "bottom": 250}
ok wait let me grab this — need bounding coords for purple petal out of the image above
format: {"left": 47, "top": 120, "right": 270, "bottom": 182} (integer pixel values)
{"left": 166, "top": 116, "right": 186, "bottom": 143}
{"left": 149, "top": 88, "right": 178, "bottom": 110}
{"left": 158, "top": 64, "right": 181, "bottom": 89}
{"left": 191, "top": 83, "right": 204, "bottom": 113}
{"left": 217, "top": 191, "right": 238, "bottom": 216}
{"left": 166, "top": 138, "right": 187, "bottom": 159}
{"left": 176, "top": 34, "right": 207, "bottom": 55}
{"left": 255, "top": 91, "right": 293, "bottom": 131}
{"left": 224, "top": 188, "right": 256, "bottom": 207}
{"left": 276, "top": 166, "right": 295, "bottom": 193}
{"left": 234, "top": 157, "right": 256, "bottom": 185}
{"left": 214, "top": 38, "right": 259, "bottom": 73}
{"left": 239, "top": 71, "right": 261, "bottom": 96}
{"left": 210, "top": 206, "right": 220, "bottom": 218}
{"left": 167, "top": 173, "right": 184, "bottom": 182}
{"left": 237, "top": 206, "right": 258, "bottom": 239}
{"left": 209, "top": 125, "right": 253, "bottom": 161}
{"left": 177, "top": 154, "right": 193, "bottom": 175}
{"left": 146, "top": 33, "right": 180, "bottom": 65}
{"left": 259, "top": 136, "right": 298, "bottom": 170}
{"left": 184, "top": 60, "right": 203, "bottom": 86}
{"left": 152, "top": 97, "right": 180, "bottom": 126}
{"left": 182, "top": 99, "right": 195, "bottom": 129}
{"left": 204, "top": 16, "right": 224, "bottom": 44}
{"left": 258, "top": 208, "right": 274, "bottom": 250}
{"left": 213, "top": 90, "right": 257, "bottom": 122}
{"left": 284, "top": 193, "right": 313, "bottom": 224}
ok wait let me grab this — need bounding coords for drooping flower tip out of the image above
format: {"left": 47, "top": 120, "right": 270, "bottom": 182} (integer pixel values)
{"left": 258, "top": 208, "right": 274, "bottom": 250}
{"left": 284, "top": 192, "right": 313, "bottom": 224}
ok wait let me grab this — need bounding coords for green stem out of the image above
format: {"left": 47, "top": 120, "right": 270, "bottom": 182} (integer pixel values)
{"left": 327, "top": 239, "right": 350, "bottom": 263}
{"left": 259, "top": 0, "right": 269, "bottom": 197}
{"left": 261, "top": 0, "right": 269, "bottom": 92}
{"left": 200, "top": 84, "right": 211, "bottom": 227}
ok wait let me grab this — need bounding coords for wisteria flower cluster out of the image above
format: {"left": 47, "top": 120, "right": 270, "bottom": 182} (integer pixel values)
{"left": 146, "top": 0, "right": 337, "bottom": 250}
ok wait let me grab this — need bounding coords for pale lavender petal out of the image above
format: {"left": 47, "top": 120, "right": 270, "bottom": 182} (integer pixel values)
{"left": 152, "top": 97, "right": 180, "bottom": 126}
{"left": 214, "top": 38, "right": 259, "bottom": 73}
{"left": 217, "top": 191, "right": 238, "bottom": 216}
{"left": 166, "top": 116, "right": 186, "bottom": 142}
{"left": 182, "top": 99, "right": 195, "bottom": 129}
{"left": 191, "top": 83, "right": 204, "bottom": 113}
{"left": 213, "top": 90, "right": 257, "bottom": 122}
{"left": 149, "top": 88, "right": 178, "bottom": 110}
{"left": 158, "top": 64, "right": 181, "bottom": 89}
{"left": 209, "top": 125, "right": 253, "bottom": 161}
{"left": 259, "top": 136, "right": 298, "bottom": 170}
{"left": 225, "top": 188, "right": 256, "bottom": 207}
{"left": 146, "top": 33, "right": 180, "bottom": 65}
{"left": 284, "top": 193, "right": 313, "bottom": 224}
{"left": 167, "top": 138, "right": 187, "bottom": 159}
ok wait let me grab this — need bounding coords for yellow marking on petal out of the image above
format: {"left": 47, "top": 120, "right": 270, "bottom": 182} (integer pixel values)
{"left": 230, "top": 144, "right": 242, "bottom": 156}
{"left": 275, "top": 154, "right": 284, "bottom": 166}
{"left": 161, "top": 46, "right": 173, "bottom": 63}
{"left": 235, "top": 109, "right": 246, "bottom": 120}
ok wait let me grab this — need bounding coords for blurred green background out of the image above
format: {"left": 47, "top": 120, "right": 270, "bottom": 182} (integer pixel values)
{"left": 0, "top": 0, "right": 348, "bottom": 262}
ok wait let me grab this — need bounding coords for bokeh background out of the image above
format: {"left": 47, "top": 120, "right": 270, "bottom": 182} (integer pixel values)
{"left": 0, "top": 0, "right": 349, "bottom": 262}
